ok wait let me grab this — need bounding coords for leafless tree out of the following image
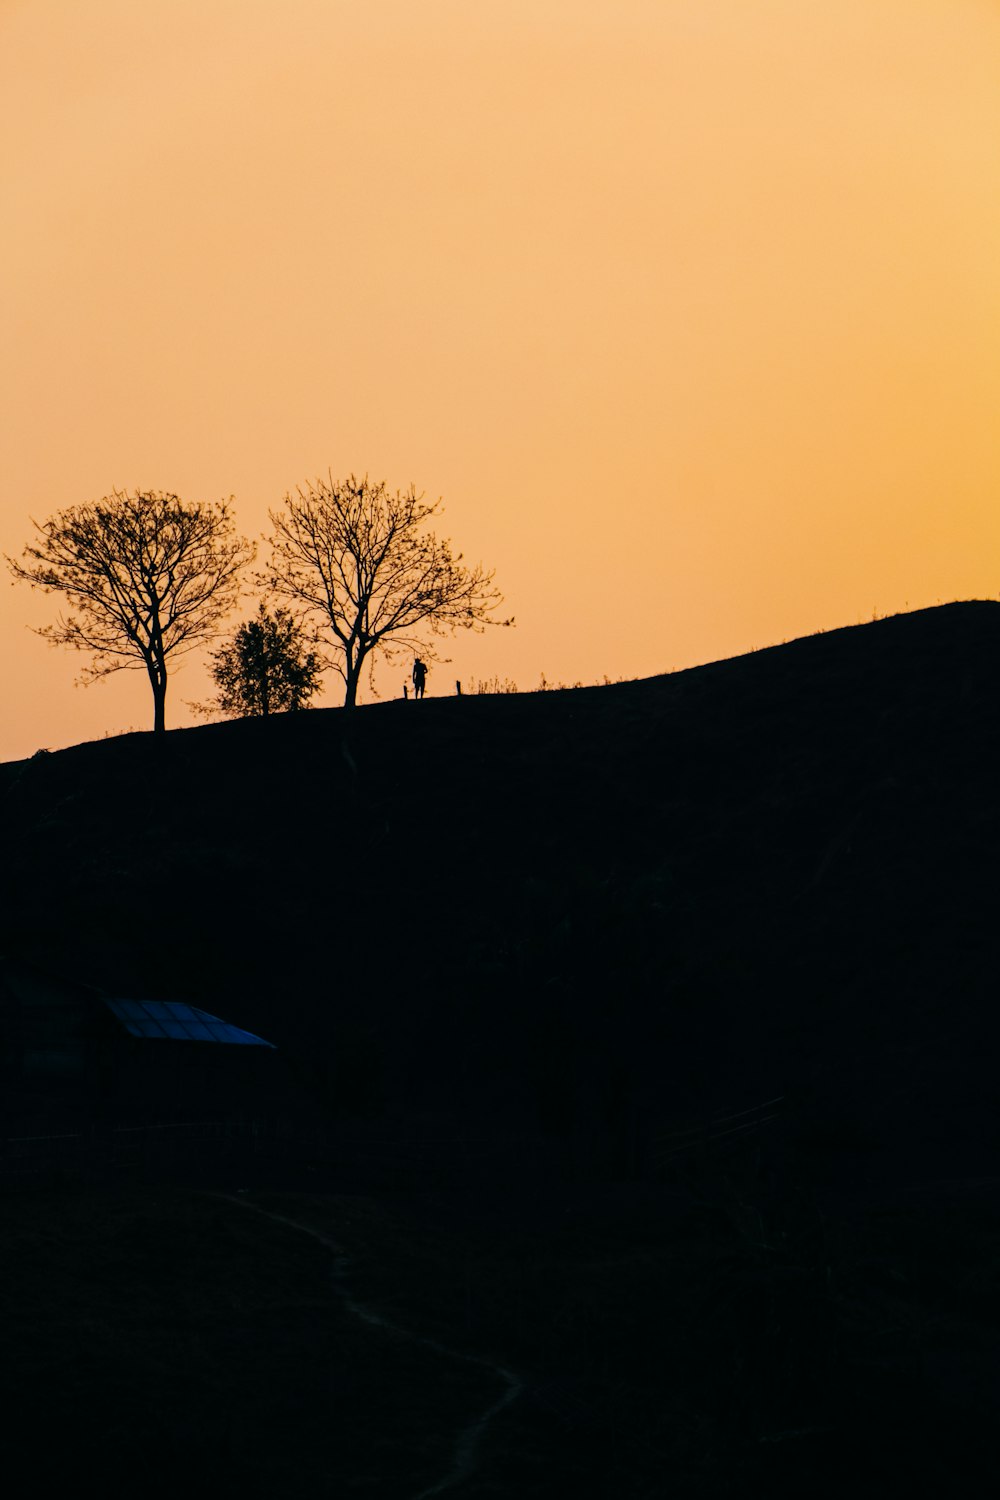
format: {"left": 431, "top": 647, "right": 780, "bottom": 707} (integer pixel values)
{"left": 265, "top": 474, "right": 511, "bottom": 707}
{"left": 7, "top": 489, "right": 254, "bottom": 734}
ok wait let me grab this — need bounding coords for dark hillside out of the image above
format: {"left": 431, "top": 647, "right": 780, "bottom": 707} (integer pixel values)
{"left": 3, "top": 600, "right": 1000, "bottom": 1190}
{"left": 6, "top": 602, "right": 1000, "bottom": 1496}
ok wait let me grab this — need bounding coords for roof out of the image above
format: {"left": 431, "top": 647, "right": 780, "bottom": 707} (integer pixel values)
{"left": 103, "top": 998, "right": 274, "bottom": 1047}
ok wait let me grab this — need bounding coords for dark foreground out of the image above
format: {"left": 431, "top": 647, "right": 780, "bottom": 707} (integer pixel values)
{"left": 4, "top": 1164, "right": 1000, "bottom": 1498}
{"left": 4, "top": 601, "right": 1000, "bottom": 1492}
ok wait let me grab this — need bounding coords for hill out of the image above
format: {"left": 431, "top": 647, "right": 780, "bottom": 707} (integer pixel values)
{"left": 5, "top": 600, "right": 1000, "bottom": 1496}
{"left": 3, "top": 599, "right": 1000, "bottom": 1190}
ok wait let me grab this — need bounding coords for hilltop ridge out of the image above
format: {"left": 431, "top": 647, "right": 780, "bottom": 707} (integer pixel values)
{"left": 3, "top": 600, "right": 1000, "bottom": 1190}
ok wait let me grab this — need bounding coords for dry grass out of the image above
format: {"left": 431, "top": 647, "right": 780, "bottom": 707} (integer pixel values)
{"left": 0, "top": 1185, "right": 498, "bottom": 1498}
{"left": 248, "top": 1163, "right": 1000, "bottom": 1497}
{"left": 5, "top": 1160, "right": 1000, "bottom": 1497}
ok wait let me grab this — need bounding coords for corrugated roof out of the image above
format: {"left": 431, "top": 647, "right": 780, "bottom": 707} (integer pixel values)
{"left": 103, "top": 998, "right": 274, "bottom": 1047}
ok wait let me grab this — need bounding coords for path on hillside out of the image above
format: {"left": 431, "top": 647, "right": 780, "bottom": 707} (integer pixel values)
{"left": 211, "top": 1193, "right": 523, "bottom": 1499}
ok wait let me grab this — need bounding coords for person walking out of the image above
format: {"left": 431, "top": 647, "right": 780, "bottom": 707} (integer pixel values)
{"left": 412, "top": 658, "right": 427, "bottom": 699}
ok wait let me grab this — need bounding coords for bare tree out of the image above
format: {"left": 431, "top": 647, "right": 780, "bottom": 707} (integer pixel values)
{"left": 7, "top": 489, "right": 254, "bottom": 734}
{"left": 265, "top": 474, "right": 511, "bottom": 707}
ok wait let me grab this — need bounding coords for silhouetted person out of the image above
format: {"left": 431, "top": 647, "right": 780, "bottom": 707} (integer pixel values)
{"left": 412, "top": 659, "right": 427, "bottom": 699}
{"left": 403, "top": 682, "right": 409, "bottom": 700}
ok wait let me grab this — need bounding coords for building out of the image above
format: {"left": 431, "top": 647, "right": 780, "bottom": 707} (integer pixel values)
{"left": 0, "top": 956, "right": 281, "bottom": 1132}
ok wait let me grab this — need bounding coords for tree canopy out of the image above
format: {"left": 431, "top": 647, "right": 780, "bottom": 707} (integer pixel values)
{"left": 207, "top": 602, "right": 322, "bottom": 718}
{"left": 265, "top": 474, "right": 511, "bottom": 707}
{"left": 7, "top": 489, "right": 254, "bottom": 733}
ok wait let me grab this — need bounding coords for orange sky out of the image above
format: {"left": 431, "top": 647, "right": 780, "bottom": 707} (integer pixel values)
{"left": 3, "top": 0, "right": 999, "bottom": 759}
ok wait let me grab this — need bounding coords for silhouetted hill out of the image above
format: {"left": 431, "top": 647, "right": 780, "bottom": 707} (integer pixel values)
{"left": 4, "top": 600, "right": 1000, "bottom": 1192}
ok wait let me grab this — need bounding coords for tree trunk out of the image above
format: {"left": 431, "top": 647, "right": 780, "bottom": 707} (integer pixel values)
{"left": 147, "top": 658, "right": 167, "bottom": 735}
{"left": 343, "top": 640, "right": 367, "bottom": 708}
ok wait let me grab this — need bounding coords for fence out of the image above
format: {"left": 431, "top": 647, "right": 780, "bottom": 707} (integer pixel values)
{"left": 0, "top": 1117, "right": 563, "bottom": 1190}
{"left": 647, "top": 1095, "right": 786, "bottom": 1176}
{"left": 0, "top": 1118, "right": 272, "bottom": 1185}
{"left": 2, "top": 1099, "right": 789, "bottom": 1190}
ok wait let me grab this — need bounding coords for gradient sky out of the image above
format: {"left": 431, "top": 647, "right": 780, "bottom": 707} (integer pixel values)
{"left": 3, "top": 0, "right": 999, "bottom": 759}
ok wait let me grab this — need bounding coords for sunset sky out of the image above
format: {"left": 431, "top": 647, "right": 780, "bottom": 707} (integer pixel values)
{"left": 3, "top": 0, "right": 999, "bottom": 759}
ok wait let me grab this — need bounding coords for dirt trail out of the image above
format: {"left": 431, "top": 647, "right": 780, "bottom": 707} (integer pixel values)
{"left": 212, "top": 1193, "right": 523, "bottom": 1499}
